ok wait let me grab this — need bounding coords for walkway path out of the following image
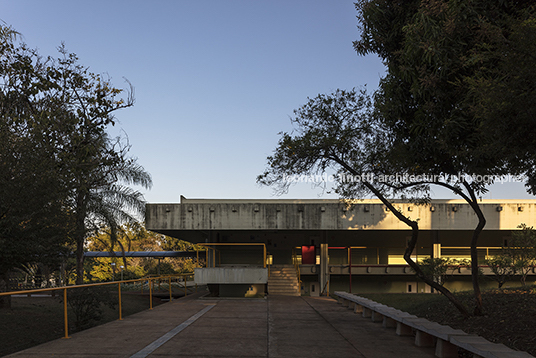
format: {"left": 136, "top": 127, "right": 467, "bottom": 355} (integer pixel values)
{"left": 6, "top": 294, "right": 435, "bottom": 357}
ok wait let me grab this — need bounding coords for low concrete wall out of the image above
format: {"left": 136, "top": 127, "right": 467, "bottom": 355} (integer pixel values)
{"left": 194, "top": 267, "right": 268, "bottom": 284}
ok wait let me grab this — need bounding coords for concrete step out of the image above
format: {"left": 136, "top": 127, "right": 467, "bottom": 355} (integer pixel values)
{"left": 270, "top": 268, "right": 296, "bottom": 271}
{"left": 269, "top": 278, "right": 298, "bottom": 281}
{"left": 269, "top": 286, "right": 299, "bottom": 290}
{"left": 268, "top": 283, "right": 297, "bottom": 287}
{"left": 268, "top": 281, "right": 299, "bottom": 286}
{"left": 268, "top": 266, "right": 300, "bottom": 296}
{"left": 268, "top": 283, "right": 299, "bottom": 288}
{"left": 268, "top": 277, "right": 298, "bottom": 280}
{"left": 269, "top": 290, "right": 301, "bottom": 296}
{"left": 268, "top": 287, "right": 300, "bottom": 293}
{"left": 270, "top": 269, "right": 296, "bottom": 272}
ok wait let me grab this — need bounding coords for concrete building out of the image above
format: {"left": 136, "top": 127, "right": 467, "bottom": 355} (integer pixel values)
{"left": 146, "top": 196, "right": 536, "bottom": 296}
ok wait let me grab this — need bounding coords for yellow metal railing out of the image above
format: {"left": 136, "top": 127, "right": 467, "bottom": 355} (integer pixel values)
{"left": 267, "top": 252, "right": 272, "bottom": 277}
{"left": 0, "top": 273, "right": 194, "bottom": 339}
{"left": 292, "top": 248, "right": 302, "bottom": 291}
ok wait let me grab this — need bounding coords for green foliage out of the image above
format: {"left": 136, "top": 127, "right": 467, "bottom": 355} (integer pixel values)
{"left": 147, "top": 261, "right": 176, "bottom": 276}
{"left": 351, "top": 0, "right": 536, "bottom": 316}
{"left": 66, "top": 286, "right": 117, "bottom": 331}
{"left": 257, "top": 88, "right": 415, "bottom": 199}
{"left": 0, "top": 23, "right": 152, "bottom": 286}
{"left": 87, "top": 259, "right": 146, "bottom": 282}
{"left": 0, "top": 25, "right": 72, "bottom": 289}
{"left": 417, "top": 257, "right": 469, "bottom": 286}
{"left": 160, "top": 236, "right": 202, "bottom": 252}
{"left": 484, "top": 225, "right": 536, "bottom": 287}
{"left": 485, "top": 256, "right": 515, "bottom": 288}
{"left": 503, "top": 224, "right": 536, "bottom": 286}
{"left": 355, "top": 0, "right": 536, "bottom": 190}
{"left": 86, "top": 223, "right": 202, "bottom": 279}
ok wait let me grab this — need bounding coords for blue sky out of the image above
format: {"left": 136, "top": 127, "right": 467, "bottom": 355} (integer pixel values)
{"left": 3, "top": 0, "right": 533, "bottom": 202}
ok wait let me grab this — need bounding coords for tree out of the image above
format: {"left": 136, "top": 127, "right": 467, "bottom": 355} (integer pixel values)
{"left": 353, "top": 0, "right": 536, "bottom": 316}
{"left": 503, "top": 224, "right": 536, "bottom": 286}
{"left": 0, "top": 25, "right": 72, "bottom": 307}
{"left": 258, "top": 88, "right": 472, "bottom": 318}
{"left": 86, "top": 223, "right": 202, "bottom": 281}
{"left": 418, "top": 257, "right": 469, "bottom": 287}
{"left": 39, "top": 45, "right": 152, "bottom": 284}
{"left": 485, "top": 256, "right": 514, "bottom": 289}
{"left": 0, "top": 24, "right": 152, "bottom": 289}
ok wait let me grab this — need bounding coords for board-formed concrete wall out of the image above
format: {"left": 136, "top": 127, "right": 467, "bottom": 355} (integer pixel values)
{"left": 146, "top": 198, "right": 536, "bottom": 233}
{"left": 194, "top": 267, "right": 268, "bottom": 284}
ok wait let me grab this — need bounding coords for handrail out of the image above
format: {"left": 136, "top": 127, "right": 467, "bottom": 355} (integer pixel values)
{"left": 266, "top": 251, "right": 271, "bottom": 277}
{"left": 0, "top": 273, "right": 194, "bottom": 339}
{"left": 292, "top": 248, "right": 302, "bottom": 292}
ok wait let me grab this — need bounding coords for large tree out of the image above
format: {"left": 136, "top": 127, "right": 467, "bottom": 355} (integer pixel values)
{"left": 42, "top": 46, "right": 152, "bottom": 284}
{"left": 352, "top": 0, "right": 536, "bottom": 315}
{"left": 0, "top": 25, "right": 152, "bottom": 289}
{"left": 0, "top": 26, "right": 72, "bottom": 307}
{"left": 258, "top": 88, "right": 472, "bottom": 317}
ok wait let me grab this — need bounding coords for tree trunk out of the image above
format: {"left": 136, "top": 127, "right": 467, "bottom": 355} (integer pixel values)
{"left": 75, "top": 190, "right": 88, "bottom": 285}
{"left": 362, "top": 181, "right": 471, "bottom": 319}
{"left": 402, "top": 222, "right": 471, "bottom": 318}
{"left": 331, "top": 160, "right": 472, "bottom": 318}
{"left": 463, "top": 183, "right": 485, "bottom": 316}
{"left": 117, "top": 240, "right": 128, "bottom": 268}
{"left": 76, "top": 237, "right": 85, "bottom": 285}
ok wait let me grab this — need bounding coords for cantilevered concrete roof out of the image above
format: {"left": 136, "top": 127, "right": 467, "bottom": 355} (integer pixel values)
{"left": 146, "top": 196, "right": 536, "bottom": 236}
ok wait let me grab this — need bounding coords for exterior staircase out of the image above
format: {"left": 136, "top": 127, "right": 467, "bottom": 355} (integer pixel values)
{"left": 268, "top": 264, "right": 301, "bottom": 296}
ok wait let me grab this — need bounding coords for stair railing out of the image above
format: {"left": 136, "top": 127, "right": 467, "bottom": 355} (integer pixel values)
{"left": 292, "top": 248, "right": 302, "bottom": 293}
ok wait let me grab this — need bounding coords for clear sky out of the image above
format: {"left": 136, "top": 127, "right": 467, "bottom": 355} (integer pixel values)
{"left": 3, "top": 0, "right": 533, "bottom": 202}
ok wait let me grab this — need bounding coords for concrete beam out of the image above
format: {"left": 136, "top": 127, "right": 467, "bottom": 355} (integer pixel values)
{"left": 146, "top": 198, "right": 536, "bottom": 233}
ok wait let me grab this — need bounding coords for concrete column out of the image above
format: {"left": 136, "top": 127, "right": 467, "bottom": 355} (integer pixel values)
{"left": 362, "top": 307, "right": 372, "bottom": 318}
{"left": 396, "top": 322, "right": 413, "bottom": 336}
{"left": 207, "top": 232, "right": 214, "bottom": 267}
{"left": 320, "top": 243, "right": 329, "bottom": 295}
{"left": 415, "top": 330, "right": 435, "bottom": 347}
{"left": 371, "top": 311, "right": 384, "bottom": 323}
{"left": 433, "top": 243, "right": 441, "bottom": 259}
{"left": 432, "top": 230, "right": 441, "bottom": 258}
{"left": 435, "top": 339, "right": 460, "bottom": 358}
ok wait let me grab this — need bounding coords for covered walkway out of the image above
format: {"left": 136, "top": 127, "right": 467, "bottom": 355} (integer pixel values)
{"left": 6, "top": 294, "right": 434, "bottom": 358}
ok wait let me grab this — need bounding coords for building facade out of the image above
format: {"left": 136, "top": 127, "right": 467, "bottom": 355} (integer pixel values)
{"left": 146, "top": 197, "right": 536, "bottom": 296}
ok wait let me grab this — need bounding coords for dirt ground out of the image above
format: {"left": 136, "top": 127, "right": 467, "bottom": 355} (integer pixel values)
{"left": 361, "top": 287, "right": 536, "bottom": 356}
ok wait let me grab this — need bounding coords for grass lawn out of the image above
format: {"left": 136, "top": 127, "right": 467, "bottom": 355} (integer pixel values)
{"left": 359, "top": 286, "right": 536, "bottom": 356}
{"left": 0, "top": 290, "right": 163, "bottom": 357}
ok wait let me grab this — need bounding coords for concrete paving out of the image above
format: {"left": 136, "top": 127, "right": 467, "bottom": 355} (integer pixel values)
{"left": 6, "top": 293, "right": 435, "bottom": 358}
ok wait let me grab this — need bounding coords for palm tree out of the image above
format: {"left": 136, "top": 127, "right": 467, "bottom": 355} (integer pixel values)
{"left": 87, "top": 161, "right": 152, "bottom": 270}
{"left": 71, "top": 137, "right": 152, "bottom": 284}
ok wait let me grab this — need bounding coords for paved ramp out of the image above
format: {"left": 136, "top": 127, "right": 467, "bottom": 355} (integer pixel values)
{"left": 6, "top": 294, "right": 435, "bottom": 357}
